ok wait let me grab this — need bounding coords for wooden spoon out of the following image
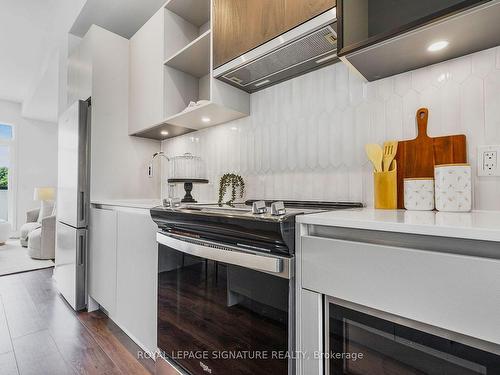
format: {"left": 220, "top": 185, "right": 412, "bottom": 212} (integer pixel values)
{"left": 365, "top": 144, "right": 383, "bottom": 172}
{"left": 383, "top": 141, "right": 398, "bottom": 171}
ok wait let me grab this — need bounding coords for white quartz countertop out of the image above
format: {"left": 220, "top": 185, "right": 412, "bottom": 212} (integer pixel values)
{"left": 90, "top": 199, "right": 161, "bottom": 210}
{"left": 297, "top": 208, "right": 500, "bottom": 242}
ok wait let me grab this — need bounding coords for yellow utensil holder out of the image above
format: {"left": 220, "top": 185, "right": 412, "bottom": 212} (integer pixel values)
{"left": 374, "top": 161, "right": 397, "bottom": 209}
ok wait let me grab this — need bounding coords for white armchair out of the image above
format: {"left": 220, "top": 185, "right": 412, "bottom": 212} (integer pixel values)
{"left": 20, "top": 208, "right": 56, "bottom": 260}
{"left": 20, "top": 208, "right": 42, "bottom": 247}
{"left": 28, "top": 215, "right": 56, "bottom": 260}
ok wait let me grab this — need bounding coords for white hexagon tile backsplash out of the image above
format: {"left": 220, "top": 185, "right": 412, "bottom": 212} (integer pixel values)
{"left": 162, "top": 46, "right": 500, "bottom": 210}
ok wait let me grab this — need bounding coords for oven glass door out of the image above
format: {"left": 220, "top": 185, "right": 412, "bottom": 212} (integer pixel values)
{"left": 327, "top": 302, "right": 500, "bottom": 374}
{"left": 157, "top": 243, "right": 290, "bottom": 375}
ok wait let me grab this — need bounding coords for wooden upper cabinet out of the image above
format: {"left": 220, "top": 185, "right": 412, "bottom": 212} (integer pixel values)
{"left": 285, "top": 0, "right": 336, "bottom": 30}
{"left": 213, "top": 0, "right": 285, "bottom": 68}
{"left": 213, "top": 0, "right": 336, "bottom": 68}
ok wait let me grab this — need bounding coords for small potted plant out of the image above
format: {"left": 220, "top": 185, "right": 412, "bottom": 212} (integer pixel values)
{"left": 218, "top": 173, "right": 245, "bottom": 206}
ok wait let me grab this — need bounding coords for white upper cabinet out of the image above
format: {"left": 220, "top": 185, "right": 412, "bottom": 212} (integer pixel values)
{"left": 67, "top": 35, "right": 92, "bottom": 104}
{"left": 128, "top": 0, "right": 250, "bottom": 140}
{"left": 129, "top": 8, "right": 165, "bottom": 136}
{"left": 67, "top": 25, "right": 161, "bottom": 201}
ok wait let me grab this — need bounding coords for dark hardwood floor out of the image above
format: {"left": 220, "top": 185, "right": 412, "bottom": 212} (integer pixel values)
{"left": 0, "top": 268, "right": 154, "bottom": 375}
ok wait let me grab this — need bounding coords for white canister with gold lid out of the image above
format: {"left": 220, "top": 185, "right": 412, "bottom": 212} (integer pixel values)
{"left": 404, "top": 178, "right": 435, "bottom": 211}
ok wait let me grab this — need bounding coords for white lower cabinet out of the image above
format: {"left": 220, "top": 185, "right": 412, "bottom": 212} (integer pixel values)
{"left": 115, "top": 210, "right": 158, "bottom": 353}
{"left": 89, "top": 207, "right": 117, "bottom": 315}
{"left": 89, "top": 206, "right": 158, "bottom": 353}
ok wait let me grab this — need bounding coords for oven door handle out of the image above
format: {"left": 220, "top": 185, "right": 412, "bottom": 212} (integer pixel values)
{"left": 157, "top": 233, "right": 290, "bottom": 277}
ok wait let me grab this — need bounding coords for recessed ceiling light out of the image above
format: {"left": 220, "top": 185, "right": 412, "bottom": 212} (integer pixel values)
{"left": 201, "top": 117, "right": 211, "bottom": 123}
{"left": 160, "top": 130, "right": 169, "bottom": 136}
{"left": 427, "top": 40, "right": 449, "bottom": 52}
{"left": 255, "top": 79, "right": 270, "bottom": 87}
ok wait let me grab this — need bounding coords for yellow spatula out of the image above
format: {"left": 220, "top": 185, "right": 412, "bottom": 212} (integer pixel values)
{"left": 365, "top": 144, "right": 383, "bottom": 172}
{"left": 382, "top": 141, "right": 398, "bottom": 172}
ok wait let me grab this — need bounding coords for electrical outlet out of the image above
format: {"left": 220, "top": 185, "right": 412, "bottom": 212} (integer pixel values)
{"left": 148, "top": 163, "right": 154, "bottom": 178}
{"left": 477, "top": 145, "right": 500, "bottom": 176}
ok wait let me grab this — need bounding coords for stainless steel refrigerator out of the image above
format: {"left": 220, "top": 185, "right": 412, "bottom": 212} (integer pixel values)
{"left": 55, "top": 100, "right": 91, "bottom": 311}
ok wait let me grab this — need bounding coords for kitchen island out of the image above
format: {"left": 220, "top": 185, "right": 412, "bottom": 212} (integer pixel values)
{"left": 296, "top": 208, "right": 500, "bottom": 375}
{"left": 297, "top": 208, "right": 500, "bottom": 242}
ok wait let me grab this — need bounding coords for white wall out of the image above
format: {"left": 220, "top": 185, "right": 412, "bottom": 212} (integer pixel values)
{"left": 22, "top": 48, "right": 60, "bottom": 123}
{"left": 162, "top": 46, "right": 500, "bottom": 210}
{"left": 0, "top": 100, "right": 58, "bottom": 232}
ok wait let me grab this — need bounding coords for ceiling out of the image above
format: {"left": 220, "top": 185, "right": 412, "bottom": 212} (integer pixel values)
{"left": 70, "top": 0, "right": 167, "bottom": 39}
{"left": 0, "top": 0, "right": 85, "bottom": 121}
{"left": 0, "top": 0, "right": 164, "bottom": 123}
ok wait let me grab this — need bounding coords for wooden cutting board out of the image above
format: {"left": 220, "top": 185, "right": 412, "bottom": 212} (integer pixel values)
{"left": 395, "top": 108, "right": 467, "bottom": 208}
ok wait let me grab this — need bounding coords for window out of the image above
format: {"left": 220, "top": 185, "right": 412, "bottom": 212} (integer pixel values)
{"left": 0, "top": 124, "right": 13, "bottom": 140}
{"left": 0, "top": 124, "right": 14, "bottom": 223}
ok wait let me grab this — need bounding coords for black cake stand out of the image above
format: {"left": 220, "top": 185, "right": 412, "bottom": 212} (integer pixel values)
{"left": 167, "top": 178, "right": 209, "bottom": 203}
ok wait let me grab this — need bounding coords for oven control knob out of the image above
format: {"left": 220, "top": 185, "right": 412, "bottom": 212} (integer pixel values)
{"left": 252, "top": 200, "right": 267, "bottom": 214}
{"left": 271, "top": 201, "right": 286, "bottom": 216}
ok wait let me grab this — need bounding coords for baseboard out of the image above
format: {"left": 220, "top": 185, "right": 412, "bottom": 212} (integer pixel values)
{"left": 157, "top": 356, "right": 185, "bottom": 375}
{"left": 87, "top": 295, "right": 99, "bottom": 312}
{"left": 114, "top": 320, "right": 156, "bottom": 357}
{"left": 102, "top": 309, "right": 156, "bottom": 357}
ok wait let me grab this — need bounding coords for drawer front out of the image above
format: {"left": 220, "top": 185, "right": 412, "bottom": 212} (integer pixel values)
{"left": 301, "top": 235, "right": 500, "bottom": 345}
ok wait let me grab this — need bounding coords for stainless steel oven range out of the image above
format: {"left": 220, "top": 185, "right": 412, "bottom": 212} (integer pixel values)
{"left": 150, "top": 200, "right": 363, "bottom": 375}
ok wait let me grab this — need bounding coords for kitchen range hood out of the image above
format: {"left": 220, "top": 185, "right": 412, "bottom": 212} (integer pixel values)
{"left": 338, "top": 0, "right": 500, "bottom": 82}
{"left": 213, "top": 9, "right": 338, "bottom": 93}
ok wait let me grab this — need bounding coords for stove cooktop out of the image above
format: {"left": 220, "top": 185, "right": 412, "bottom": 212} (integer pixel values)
{"left": 244, "top": 199, "right": 364, "bottom": 210}
{"left": 161, "top": 199, "right": 363, "bottom": 221}
{"left": 151, "top": 200, "right": 363, "bottom": 255}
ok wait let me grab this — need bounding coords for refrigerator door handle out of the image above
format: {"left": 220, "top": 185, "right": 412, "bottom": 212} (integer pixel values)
{"left": 78, "top": 233, "right": 85, "bottom": 266}
{"left": 79, "top": 191, "right": 85, "bottom": 223}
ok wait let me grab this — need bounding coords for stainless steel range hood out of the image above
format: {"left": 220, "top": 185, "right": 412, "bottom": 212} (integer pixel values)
{"left": 213, "top": 9, "right": 338, "bottom": 93}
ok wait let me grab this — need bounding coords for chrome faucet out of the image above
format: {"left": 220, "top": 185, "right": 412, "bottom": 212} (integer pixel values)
{"left": 151, "top": 151, "right": 170, "bottom": 163}
{"left": 150, "top": 152, "right": 175, "bottom": 201}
